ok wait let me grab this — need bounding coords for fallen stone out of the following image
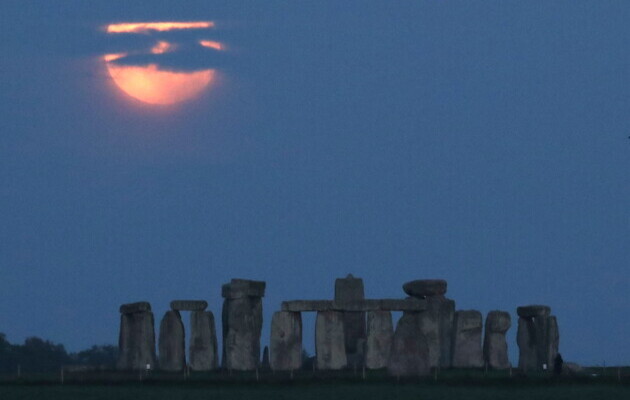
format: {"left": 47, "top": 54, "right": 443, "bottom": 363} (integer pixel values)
{"left": 222, "top": 295, "right": 264, "bottom": 371}
{"left": 170, "top": 300, "right": 208, "bottom": 311}
{"left": 483, "top": 311, "right": 511, "bottom": 369}
{"left": 222, "top": 279, "right": 266, "bottom": 299}
{"left": 403, "top": 279, "right": 447, "bottom": 298}
{"left": 365, "top": 311, "right": 393, "bottom": 369}
{"left": 451, "top": 310, "right": 484, "bottom": 368}
{"left": 387, "top": 312, "right": 430, "bottom": 376}
{"left": 270, "top": 311, "right": 303, "bottom": 371}
{"left": 119, "top": 302, "right": 151, "bottom": 314}
{"left": 158, "top": 310, "right": 185, "bottom": 371}
{"left": 516, "top": 305, "right": 551, "bottom": 318}
{"left": 562, "top": 362, "right": 584, "bottom": 376}
{"left": 189, "top": 310, "right": 218, "bottom": 371}
{"left": 117, "top": 307, "right": 157, "bottom": 370}
{"left": 335, "top": 275, "right": 366, "bottom": 358}
{"left": 315, "top": 311, "right": 347, "bottom": 370}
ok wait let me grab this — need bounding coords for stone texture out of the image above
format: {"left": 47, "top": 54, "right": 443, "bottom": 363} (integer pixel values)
{"left": 119, "top": 302, "right": 151, "bottom": 314}
{"left": 451, "top": 310, "right": 484, "bottom": 368}
{"left": 365, "top": 311, "right": 393, "bottom": 369}
{"left": 562, "top": 362, "right": 584, "bottom": 376}
{"left": 315, "top": 311, "right": 347, "bottom": 370}
{"left": 483, "top": 311, "right": 511, "bottom": 369}
{"left": 414, "top": 296, "right": 455, "bottom": 368}
{"left": 222, "top": 279, "right": 266, "bottom": 299}
{"left": 158, "top": 310, "right": 185, "bottom": 371}
{"left": 170, "top": 300, "right": 208, "bottom": 311}
{"left": 117, "top": 303, "right": 157, "bottom": 370}
{"left": 189, "top": 310, "right": 218, "bottom": 371}
{"left": 516, "top": 305, "right": 559, "bottom": 372}
{"left": 270, "top": 311, "right": 303, "bottom": 371}
{"left": 387, "top": 312, "right": 430, "bottom": 376}
{"left": 222, "top": 295, "right": 264, "bottom": 371}
{"left": 517, "top": 305, "right": 551, "bottom": 318}
{"left": 335, "top": 274, "right": 366, "bottom": 360}
{"left": 281, "top": 298, "right": 426, "bottom": 312}
{"left": 403, "top": 279, "right": 447, "bottom": 298}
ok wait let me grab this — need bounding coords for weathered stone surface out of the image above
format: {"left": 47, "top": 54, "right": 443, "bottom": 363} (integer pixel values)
{"left": 365, "top": 311, "right": 393, "bottom": 369}
{"left": 270, "top": 311, "right": 303, "bottom": 371}
{"left": 483, "top": 311, "right": 511, "bottom": 369}
{"left": 546, "top": 316, "right": 559, "bottom": 368}
{"left": 222, "top": 295, "right": 263, "bottom": 371}
{"left": 261, "top": 346, "right": 270, "bottom": 370}
{"left": 403, "top": 279, "right": 447, "bottom": 298}
{"left": 414, "top": 296, "right": 455, "bottom": 368}
{"left": 451, "top": 310, "right": 483, "bottom": 368}
{"left": 189, "top": 310, "right": 218, "bottom": 371}
{"left": 119, "top": 302, "right": 151, "bottom": 314}
{"left": 516, "top": 305, "right": 559, "bottom": 372}
{"left": 158, "top": 310, "right": 185, "bottom": 371}
{"left": 517, "top": 316, "right": 537, "bottom": 371}
{"left": 281, "top": 298, "right": 426, "bottom": 312}
{"left": 335, "top": 275, "right": 366, "bottom": 359}
{"left": 315, "top": 311, "right": 347, "bottom": 370}
{"left": 170, "top": 300, "right": 208, "bottom": 311}
{"left": 516, "top": 305, "right": 551, "bottom": 318}
{"left": 222, "top": 279, "right": 266, "bottom": 299}
{"left": 117, "top": 308, "right": 157, "bottom": 370}
{"left": 387, "top": 312, "right": 430, "bottom": 376}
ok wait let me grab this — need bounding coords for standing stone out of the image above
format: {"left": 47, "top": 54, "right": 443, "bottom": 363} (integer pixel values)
{"left": 451, "top": 310, "right": 483, "bottom": 368}
{"left": 403, "top": 279, "right": 455, "bottom": 368}
{"left": 222, "top": 279, "right": 265, "bottom": 371}
{"left": 117, "top": 302, "right": 157, "bottom": 370}
{"left": 365, "top": 311, "right": 393, "bottom": 369}
{"left": 387, "top": 312, "right": 430, "bottom": 376}
{"left": 189, "top": 310, "right": 218, "bottom": 371}
{"left": 334, "top": 274, "right": 366, "bottom": 366}
{"left": 158, "top": 310, "right": 186, "bottom": 371}
{"left": 516, "top": 305, "right": 559, "bottom": 372}
{"left": 270, "top": 311, "right": 303, "bottom": 371}
{"left": 315, "top": 311, "right": 347, "bottom": 370}
{"left": 483, "top": 311, "right": 511, "bottom": 369}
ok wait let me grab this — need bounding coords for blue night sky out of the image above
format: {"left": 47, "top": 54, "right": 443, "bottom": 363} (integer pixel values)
{"left": 0, "top": 1, "right": 628, "bottom": 366}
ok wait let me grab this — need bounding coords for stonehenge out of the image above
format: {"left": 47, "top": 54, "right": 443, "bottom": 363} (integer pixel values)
{"left": 117, "top": 302, "right": 157, "bottom": 370}
{"left": 483, "top": 311, "right": 511, "bottom": 369}
{"left": 334, "top": 274, "right": 366, "bottom": 366}
{"left": 365, "top": 311, "right": 393, "bottom": 369}
{"left": 270, "top": 311, "right": 303, "bottom": 371}
{"left": 403, "top": 279, "right": 456, "bottom": 368}
{"left": 222, "top": 279, "right": 266, "bottom": 371}
{"left": 517, "top": 305, "right": 560, "bottom": 372}
{"left": 115, "top": 277, "right": 562, "bottom": 377}
{"left": 451, "top": 310, "right": 484, "bottom": 368}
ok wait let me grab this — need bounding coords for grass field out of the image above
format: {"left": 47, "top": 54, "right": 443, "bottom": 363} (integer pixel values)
{"left": 1, "top": 368, "right": 628, "bottom": 400}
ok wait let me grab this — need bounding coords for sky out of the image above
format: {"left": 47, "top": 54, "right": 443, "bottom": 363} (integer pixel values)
{"left": 0, "top": 1, "right": 628, "bottom": 366}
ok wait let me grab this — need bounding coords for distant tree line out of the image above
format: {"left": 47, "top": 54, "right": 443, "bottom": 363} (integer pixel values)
{"left": 0, "top": 333, "right": 117, "bottom": 373}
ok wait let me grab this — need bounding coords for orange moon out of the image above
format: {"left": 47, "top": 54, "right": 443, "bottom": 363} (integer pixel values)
{"left": 104, "top": 22, "right": 219, "bottom": 105}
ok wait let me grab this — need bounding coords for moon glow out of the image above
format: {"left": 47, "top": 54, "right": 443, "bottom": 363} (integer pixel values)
{"left": 104, "top": 22, "right": 220, "bottom": 106}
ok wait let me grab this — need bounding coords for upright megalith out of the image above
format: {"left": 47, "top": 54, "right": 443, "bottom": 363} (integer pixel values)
{"left": 451, "top": 310, "right": 483, "bottom": 368}
{"left": 315, "top": 311, "right": 347, "bottom": 370}
{"left": 334, "top": 274, "right": 366, "bottom": 366}
{"left": 483, "top": 311, "right": 511, "bottom": 369}
{"left": 270, "top": 311, "right": 303, "bottom": 371}
{"left": 158, "top": 310, "right": 186, "bottom": 371}
{"left": 222, "top": 279, "right": 266, "bottom": 371}
{"left": 517, "top": 305, "right": 559, "bottom": 372}
{"left": 403, "top": 279, "right": 455, "bottom": 368}
{"left": 365, "top": 311, "right": 393, "bottom": 369}
{"left": 189, "top": 310, "right": 218, "bottom": 371}
{"left": 117, "top": 302, "right": 157, "bottom": 370}
{"left": 387, "top": 312, "right": 430, "bottom": 376}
